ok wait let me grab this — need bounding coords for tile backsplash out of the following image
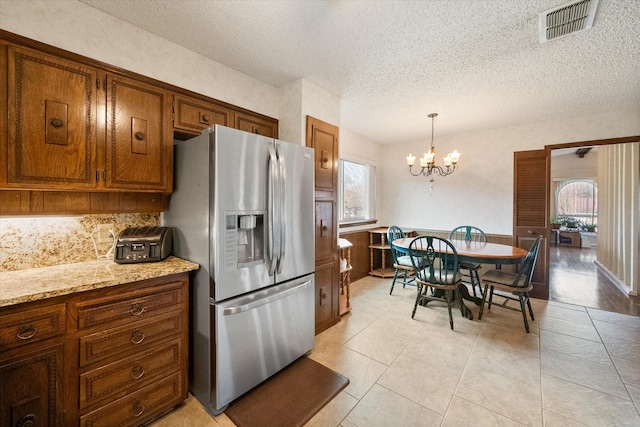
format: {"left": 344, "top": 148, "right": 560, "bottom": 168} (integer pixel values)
{"left": 0, "top": 213, "right": 160, "bottom": 271}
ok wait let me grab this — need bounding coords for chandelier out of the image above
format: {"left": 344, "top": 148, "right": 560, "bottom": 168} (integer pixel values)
{"left": 406, "top": 113, "right": 461, "bottom": 177}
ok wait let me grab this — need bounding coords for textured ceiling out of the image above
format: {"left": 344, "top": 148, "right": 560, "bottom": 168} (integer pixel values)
{"left": 77, "top": 0, "right": 640, "bottom": 144}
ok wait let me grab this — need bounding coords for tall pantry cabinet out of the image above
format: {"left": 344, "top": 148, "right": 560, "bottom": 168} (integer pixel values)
{"left": 306, "top": 116, "right": 341, "bottom": 334}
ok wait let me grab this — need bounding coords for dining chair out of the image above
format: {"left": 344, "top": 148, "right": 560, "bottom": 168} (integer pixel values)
{"left": 408, "top": 236, "right": 463, "bottom": 330}
{"left": 387, "top": 226, "right": 415, "bottom": 295}
{"left": 478, "top": 236, "right": 543, "bottom": 333}
{"left": 448, "top": 225, "right": 487, "bottom": 298}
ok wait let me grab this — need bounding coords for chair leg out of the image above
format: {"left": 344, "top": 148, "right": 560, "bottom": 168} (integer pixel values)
{"left": 518, "top": 294, "right": 530, "bottom": 333}
{"left": 468, "top": 269, "right": 477, "bottom": 298}
{"left": 446, "top": 290, "right": 454, "bottom": 330}
{"left": 411, "top": 284, "right": 422, "bottom": 319}
{"left": 526, "top": 294, "right": 535, "bottom": 321}
{"left": 473, "top": 270, "right": 483, "bottom": 297}
{"left": 488, "top": 286, "right": 494, "bottom": 310}
{"left": 390, "top": 269, "right": 399, "bottom": 295}
{"left": 402, "top": 270, "right": 408, "bottom": 288}
{"left": 478, "top": 284, "right": 489, "bottom": 320}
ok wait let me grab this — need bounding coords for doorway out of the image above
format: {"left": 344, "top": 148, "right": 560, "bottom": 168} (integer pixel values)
{"left": 548, "top": 142, "right": 639, "bottom": 316}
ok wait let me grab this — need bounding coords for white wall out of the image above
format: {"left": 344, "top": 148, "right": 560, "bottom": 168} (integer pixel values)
{"left": 382, "top": 109, "right": 640, "bottom": 235}
{"left": 0, "top": 0, "right": 279, "bottom": 121}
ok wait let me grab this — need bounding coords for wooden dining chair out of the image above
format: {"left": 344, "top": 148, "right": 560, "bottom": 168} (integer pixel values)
{"left": 448, "top": 225, "right": 487, "bottom": 298}
{"left": 478, "top": 236, "right": 543, "bottom": 333}
{"left": 409, "top": 236, "right": 463, "bottom": 330}
{"left": 387, "top": 226, "right": 415, "bottom": 294}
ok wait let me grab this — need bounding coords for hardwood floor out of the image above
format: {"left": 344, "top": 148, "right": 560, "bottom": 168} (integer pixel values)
{"left": 549, "top": 245, "right": 639, "bottom": 316}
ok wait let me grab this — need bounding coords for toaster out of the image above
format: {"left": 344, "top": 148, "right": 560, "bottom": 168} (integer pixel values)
{"left": 114, "top": 226, "right": 173, "bottom": 264}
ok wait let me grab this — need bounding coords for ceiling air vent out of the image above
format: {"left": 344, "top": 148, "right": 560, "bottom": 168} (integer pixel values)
{"left": 540, "top": 0, "right": 599, "bottom": 43}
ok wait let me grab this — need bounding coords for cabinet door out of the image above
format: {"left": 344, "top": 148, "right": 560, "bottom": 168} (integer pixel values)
{"left": 0, "top": 344, "right": 63, "bottom": 426}
{"left": 105, "top": 74, "right": 173, "bottom": 192}
{"left": 173, "top": 94, "right": 233, "bottom": 136}
{"left": 5, "top": 46, "right": 98, "bottom": 189}
{"left": 234, "top": 111, "right": 278, "bottom": 138}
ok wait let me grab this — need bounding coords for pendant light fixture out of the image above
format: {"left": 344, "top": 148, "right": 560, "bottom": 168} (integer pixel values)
{"left": 406, "top": 113, "right": 460, "bottom": 177}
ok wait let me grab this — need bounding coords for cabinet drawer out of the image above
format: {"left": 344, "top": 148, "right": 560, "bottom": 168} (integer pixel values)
{"left": 79, "top": 311, "right": 182, "bottom": 367}
{"left": 80, "top": 371, "right": 184, "bottom": 427}
{"left": 80, "top": 337, "right": 182, "bottom": 410}
{"left": 173, "top": 94, "right": 233, "bottom": 134}
{"left": 0, "top": 304, "right": 66, "bottom": 350}
{"left": 77, "top": 282, "right": 183, "bottom": 329}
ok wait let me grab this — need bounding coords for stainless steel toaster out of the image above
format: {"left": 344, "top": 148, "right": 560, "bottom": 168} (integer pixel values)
{"left": 114, "top": 226, "right": 173, "bottom": 264}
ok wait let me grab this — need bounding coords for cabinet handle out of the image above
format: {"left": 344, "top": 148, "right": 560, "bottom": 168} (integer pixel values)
{"left": 131, "top": 365, "right": 145, "bottom": 380}
{"left": 15, "top": 413, "right": 36, "bottom": 427}
{"left": 131, "top": 330, "right": 145, "bottom": 344}
{"left": 49, "top": 118, "right": 64, "bottom": 128}
{"left": 132, "top": 403, "right": 146, "bottom": 417}
{"left": 201, "top": 114, "right": 210, "bottom": 123}
{"left": 130, "top": 303, "right": 146, "bottom": 316}
{"left": 17, "top": 324, "right": 38, "bottom": 340}
{"left": 134, "top": 131, "right": 145, "bottom": 141}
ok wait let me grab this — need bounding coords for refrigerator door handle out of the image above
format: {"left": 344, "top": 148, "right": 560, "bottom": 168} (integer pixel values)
{"left": 267, "top": 144, "right": 278, "bottom": 276}
{"left": 276, "top": 145, "right": 286, "bottom": 274}
{"left": 222, "top": 280, "right": 312, "bottom": 315}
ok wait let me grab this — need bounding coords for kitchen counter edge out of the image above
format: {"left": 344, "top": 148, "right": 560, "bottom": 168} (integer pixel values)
{"left": 0, "top": 256, "right": 200, "bottom": 308}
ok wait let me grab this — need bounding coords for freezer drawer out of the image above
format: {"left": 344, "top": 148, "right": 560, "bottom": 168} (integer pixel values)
{"left": 211, "top": 275, "right": 315, "bottom": 412}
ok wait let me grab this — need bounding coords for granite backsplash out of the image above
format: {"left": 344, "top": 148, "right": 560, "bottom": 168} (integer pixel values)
{"left": 0, "top": 213, "right": 160, "bottom": 271}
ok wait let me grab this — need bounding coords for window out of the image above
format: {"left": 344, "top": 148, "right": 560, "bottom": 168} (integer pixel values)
{"left": 556, "top": 180, "right": 598, "bottom": 225}
{"left": 339, "top": 156, "right": 376, "bottom": 224}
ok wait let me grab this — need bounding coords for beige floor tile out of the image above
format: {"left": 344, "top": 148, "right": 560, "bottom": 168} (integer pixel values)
{"left": 343, "top": 324, "right": 416, "bottom": 365}
{"left": 401, "top": 320, "right": 479, "bottom": 372}
{"left": 466, "top": 341, "right": 540, "bottom": 387}
{"left": 474, "top": 322, "right": 539, "bottom": 357}
{"left": 593, "top": 320, "right": 640, "bottom": 344}
{"left": 456, "top": 366, "right": 543, "bottom": 426}
{"left": 543, "top": 410, "right": 589, "bottom": 426}
{"left": 541, "top": 348, "right": 629, "bottom": 399}
{"left": 612, "top": 356, "right": 640, "bottom": 389}
{"left": 148, "top": 395, "right": 225, "bottom": 426}
{"left": 478, "top": 302, "right": 539, "bottom": 334}
{"left": 539, "top": 316, "right": 601, "bottom": 342}
{"left": 305, "top": 390, "right": 358, "bottom": 427}
{"left": 586, "top": 308, "right": 640, "bottom": 329}
{"left": 378, "top": 354, "right": 463, "bottom": 415}
{"left": 547, "top": 300, "right": 587, "bottom": 312}
{"left": 443, "top": 396, "right": 526, "bottom": 426}
{"left": 540, "top": 330, "right": 610, "bottom": 365}
{"left": 343, "top": 384, "right": 442, "bottom": 427}
{"left": 601, "top": 335, "right": 640, "bottom": 361}
{"left": 537, "top": 304, "right": 593, "bottom": 325}
{"left": 542, "top": 373, "right": 640, "bottom": 426}
{"left": 626, "top": 383, "right": 640, "bottom": 413}
{"left": 309, "top": 322, "right": 355, "bottom": 363}
{"left": 319, "top": 346, "right": 387, "bottom": 400}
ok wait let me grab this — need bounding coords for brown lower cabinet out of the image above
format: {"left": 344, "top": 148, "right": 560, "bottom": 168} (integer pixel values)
{"left": 0, "top": 273, "right": 189, "bottom": 426}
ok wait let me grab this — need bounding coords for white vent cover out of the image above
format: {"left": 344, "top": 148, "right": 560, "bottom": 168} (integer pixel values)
{"left": 540, "top": 0, "right": 599, "bottom": 43}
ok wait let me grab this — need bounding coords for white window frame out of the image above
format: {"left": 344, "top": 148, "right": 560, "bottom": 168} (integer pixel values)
{"left": 338, "top": 154, "right": 377, "bottom": 225}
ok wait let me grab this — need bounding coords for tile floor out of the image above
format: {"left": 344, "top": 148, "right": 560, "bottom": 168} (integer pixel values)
{"left": 150, "top": 276, "right": 640, "bottom": 426}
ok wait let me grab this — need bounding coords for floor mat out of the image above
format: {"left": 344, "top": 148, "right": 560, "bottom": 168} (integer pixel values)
{"left": 224, "top": 356, "right": 349, "bottom": 427}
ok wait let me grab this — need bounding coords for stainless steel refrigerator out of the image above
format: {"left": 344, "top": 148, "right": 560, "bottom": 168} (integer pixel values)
{"left": 165, "top": 125, "right": 315, "bottom": 415}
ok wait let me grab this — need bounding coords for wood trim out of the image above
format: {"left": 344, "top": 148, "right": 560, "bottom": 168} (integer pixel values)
{"left": 546, "top": 135, "right": 640, "bottom": 151}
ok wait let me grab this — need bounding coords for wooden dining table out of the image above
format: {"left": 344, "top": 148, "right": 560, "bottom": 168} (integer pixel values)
{"left": 392, "top": 237, "right": 528, "bottom": 319}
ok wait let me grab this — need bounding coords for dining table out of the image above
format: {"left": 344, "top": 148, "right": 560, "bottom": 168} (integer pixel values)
{"left": 392, "top": 237, "right": 528, "bottom": 320}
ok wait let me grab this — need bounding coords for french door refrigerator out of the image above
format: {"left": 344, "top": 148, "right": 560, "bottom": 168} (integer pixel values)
{"left": 165, "top": 125, "right": 315, "bottom": 415}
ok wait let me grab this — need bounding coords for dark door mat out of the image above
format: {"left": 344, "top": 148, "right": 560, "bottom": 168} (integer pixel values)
{"left": 224, "top": 356, "right": 349, "bottom": 427}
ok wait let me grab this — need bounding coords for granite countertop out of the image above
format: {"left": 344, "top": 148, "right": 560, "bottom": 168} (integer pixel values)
{"left": 0, "top": 256, "right": 200, "bottom": 308}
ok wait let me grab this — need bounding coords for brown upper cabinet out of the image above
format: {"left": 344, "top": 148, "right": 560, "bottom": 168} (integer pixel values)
{"left": 235, "top": 110, "right": 278, "bottom": 138}
{"left": 173, "top": 94, "right": 234, "bottom": 139}
{"left": 2, "top": 45, "right": 173, "bottom": 192}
